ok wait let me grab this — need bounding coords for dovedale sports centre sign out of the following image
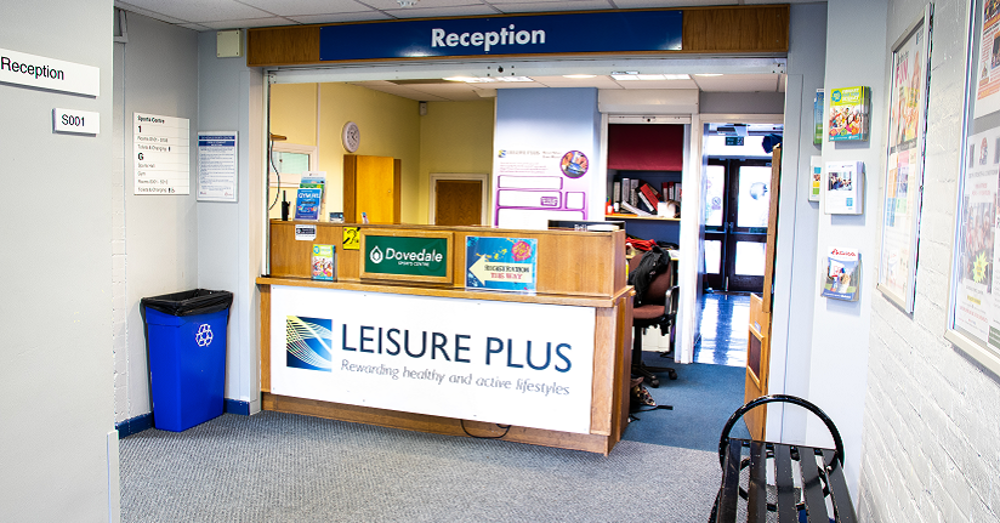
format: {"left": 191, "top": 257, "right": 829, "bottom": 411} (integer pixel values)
{"left": 364, "top": 235, "right": 449, "bottom": 277}
{"left": 319, "top": 10, "right": 682, "bottom": 61}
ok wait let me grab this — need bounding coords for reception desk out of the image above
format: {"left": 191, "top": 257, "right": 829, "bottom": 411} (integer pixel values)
{"left": 258, "top": 221, "right": 633, "bottom": 454}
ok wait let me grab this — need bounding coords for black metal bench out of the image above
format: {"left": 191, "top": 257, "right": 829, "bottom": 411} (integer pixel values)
{"left": 709, "top": 395, "right": 857, "bottom": 523}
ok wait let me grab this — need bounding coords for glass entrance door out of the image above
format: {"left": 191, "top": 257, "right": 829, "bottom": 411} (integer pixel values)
{"left": 704, "top": 158, "right": 772, "bottom": 293}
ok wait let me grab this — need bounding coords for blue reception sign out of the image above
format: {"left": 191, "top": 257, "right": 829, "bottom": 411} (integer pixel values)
{"left": 466, "top": 236, "right": 538, "bottom": 293}
{"left": 320, "top": 10, "right": 682, "bottom": 61}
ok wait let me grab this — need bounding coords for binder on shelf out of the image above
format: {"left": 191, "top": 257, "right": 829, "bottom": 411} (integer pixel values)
{"left": 639, "top": 183, "right": 661, "bottom": 209}
{"left": 636, "top": 190, "right": 655, "bottom": 214}
{"left": 621, "top": 201, "right": 653, "bottom": 217}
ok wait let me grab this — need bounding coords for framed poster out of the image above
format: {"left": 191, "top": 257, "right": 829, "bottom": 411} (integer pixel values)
{"left": 947, "top": 0, "right": 1000, "bottom": 377}
{"left": 878, "top": 4, "right": 933, "bottom": 313}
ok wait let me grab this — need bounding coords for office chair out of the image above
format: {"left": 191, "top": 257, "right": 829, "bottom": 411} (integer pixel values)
{"left": 629, "top": 248, "right": 679, "bottom": 388}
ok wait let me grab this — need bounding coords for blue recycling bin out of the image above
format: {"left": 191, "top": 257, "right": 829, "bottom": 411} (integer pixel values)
{"left": 141, "top": 289, "right": 233, "bottom": 432}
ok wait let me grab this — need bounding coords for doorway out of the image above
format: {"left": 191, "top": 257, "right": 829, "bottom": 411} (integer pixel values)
{"left": 704, "top": 157, "right": 772, "bottom": 293}
{"left": 429, "top": 172, "right": 490, "bottom": 226}
{"left": 702, "top": 124, "right": 781, "bottom": 294}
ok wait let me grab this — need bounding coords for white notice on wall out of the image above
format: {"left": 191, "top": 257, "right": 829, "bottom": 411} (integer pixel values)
{"left": 197, "top": 131, "right": 237, "bottom": 202}
{"left": 823, "top": 160, "right": 865, "bottom": 215}
{"left": 134, "top": 113, "right": 190, "bottom": 195}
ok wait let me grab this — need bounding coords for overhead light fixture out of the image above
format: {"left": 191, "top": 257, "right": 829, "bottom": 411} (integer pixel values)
{"left": 563, "top": 74, "right": 597, "bottom": 79}
{"left": 397, "top": 0, "right": 418, "bottom": 6}
{"left": 662, "top": 74, "right": 690, "bottom": 80}
{"left": 443, "top": 76, "right": 494, "bottom": 83}
{"left": 444, "top": 76, "right": 533, "bottom": 84}
{"left": 611, "top": 71, "right": 640, "bottom": 81}
{"left": 695, "top": 73, "right": 723, "bottom": 77}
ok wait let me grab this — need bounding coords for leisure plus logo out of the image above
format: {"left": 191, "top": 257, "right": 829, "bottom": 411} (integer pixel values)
{"left": 286, "top": 316, "right": 333, "bottom": 371}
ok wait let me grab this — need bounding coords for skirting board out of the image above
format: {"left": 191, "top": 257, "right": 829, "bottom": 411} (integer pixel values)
{"left": 115, "top": 400, "right": 255, "bottom": 438}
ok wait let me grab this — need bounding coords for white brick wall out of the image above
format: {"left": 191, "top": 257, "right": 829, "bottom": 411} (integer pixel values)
{"left": 859, "top": 0, "right": 1000, "bottom": 520}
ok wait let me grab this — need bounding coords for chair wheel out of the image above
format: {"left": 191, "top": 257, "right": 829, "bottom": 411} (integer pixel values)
{"left": 667, "top": 369, "right": 678, "bottom": 380}
{"left": 649, "top": 376, "right": 660, "bottom": 388}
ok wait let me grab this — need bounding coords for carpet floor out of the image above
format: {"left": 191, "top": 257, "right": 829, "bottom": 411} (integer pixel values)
{"left": 622, "top": 359, "right": 752, "bottom": 451}
{"left": 121, "top": 411, "right": 722, "bottom": 522}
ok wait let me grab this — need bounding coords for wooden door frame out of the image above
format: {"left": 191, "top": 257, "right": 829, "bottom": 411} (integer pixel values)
{"left": 428, "top": 172, "right": 490, "bottom": 225}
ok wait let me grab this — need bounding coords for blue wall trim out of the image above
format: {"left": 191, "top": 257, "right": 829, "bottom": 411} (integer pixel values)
{"left": 224, "top": 399, "right": 251, "bottom": 416}
{"left": 116, "top": 399, "right": 250, "bottom": 439}
{"left": 116, "top": 413, "right": 153, "bottom": 438}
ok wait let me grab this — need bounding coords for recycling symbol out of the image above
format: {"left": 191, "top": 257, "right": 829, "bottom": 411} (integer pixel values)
{"left": 195, "top": 323, "right": 214, "bottom": 347}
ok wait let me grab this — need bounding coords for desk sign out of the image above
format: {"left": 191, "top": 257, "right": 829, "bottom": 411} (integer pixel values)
{"left": 1, "top": 48, "right": 99, "bottom": 97}
{"left": 270, "top": 285, "right": 596, "bottom": 434}
{"left": 295, "top": 224, "right": 317, "bottom": 241}
{"left": 465, "top": 236, "right": 538, "bottom": 293}
{"left": 53, "top": 108, "right": 99, "bottom": 135}
{"left": 360, "top": 230, "right": 453, "bottom": 284}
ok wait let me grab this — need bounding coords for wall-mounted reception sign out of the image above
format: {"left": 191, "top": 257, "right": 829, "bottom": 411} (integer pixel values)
{"left": 319, "top": 10, "right": 682, "bottom": 61}
{"left": 360, "top": 230, "right": 453, "bottom": 284}
{"left": 0, "top": 47, "right": 99, "bottom": 97}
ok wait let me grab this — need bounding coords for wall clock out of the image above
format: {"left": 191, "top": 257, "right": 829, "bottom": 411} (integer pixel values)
{"left": 342, "top": 121, "right": 360, "bottom": 152}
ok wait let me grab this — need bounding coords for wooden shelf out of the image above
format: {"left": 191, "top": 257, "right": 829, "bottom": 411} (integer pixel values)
{"left": 606, "top": 213, "right": 680, "bottom": 222}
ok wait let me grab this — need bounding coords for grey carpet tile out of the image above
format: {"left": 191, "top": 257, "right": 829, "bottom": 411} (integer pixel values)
{"left": 121, "top": 411, "right": 722, "bottom": 522}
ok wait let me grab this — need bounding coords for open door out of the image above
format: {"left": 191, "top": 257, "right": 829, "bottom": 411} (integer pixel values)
{"left": 744, "top": 144, "right": 781, "bottom": 440}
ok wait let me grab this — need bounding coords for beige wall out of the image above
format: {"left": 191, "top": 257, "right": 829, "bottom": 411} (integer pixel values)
{"left": 319, "top": 83, "right": 421, "bottom": 222}
{"left": 271, "top": 83, "right": 494, "bottom": 225}
{"left": 418, "top": 100, "right": 495, "bottom": 223}
{"left": 271, "top": 83, "right": 317, "bottom": 146}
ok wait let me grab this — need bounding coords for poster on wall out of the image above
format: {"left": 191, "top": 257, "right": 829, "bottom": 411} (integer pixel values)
{"left": 494, "top": 148, "right": 591, "bottom": 227}
{"left": 954, "top": 127, "right": 1000, "bottom": 341}
{"left": 197, "top": 131, "right": 237, "bottom": 202}
{"left": 270, "top": 285, "right": 596, "bottom": 434}
{"left": 975, "top": 0, "right": 1000, "bottom": 118}
{"left": 947, "top": 0, "right": 1000, "bottom": 374}
{"left": 877, "top": 5, "right": 932, "bottom": 313}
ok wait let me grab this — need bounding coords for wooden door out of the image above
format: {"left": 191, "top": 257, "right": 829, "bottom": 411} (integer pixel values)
{"left": 434, "top": 179, "right": 483, "bottom": 226}
{"left": 744, "top": 145, "right": 781, "bottom": 440}
{"left": 344, "top": 155, "right": 399, "bottom": 224}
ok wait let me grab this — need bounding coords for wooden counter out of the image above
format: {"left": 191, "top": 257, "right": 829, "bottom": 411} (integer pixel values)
{"left": 258, "top": 221, "right": 633, "bottom": 454}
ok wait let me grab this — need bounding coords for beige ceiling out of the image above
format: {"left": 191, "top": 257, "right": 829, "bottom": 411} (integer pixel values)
{"left": 115, "top": 0, "right": 803, "bottom": 100}
{"left": 349, "top": 73, "right": 786, "bottom": 102}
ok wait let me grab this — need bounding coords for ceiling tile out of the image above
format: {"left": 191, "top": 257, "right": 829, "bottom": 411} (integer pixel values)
{"left": 691, "top": 74, "right": 780, "bottom": 93}
{"left": 612, "top": 0, "right": 737, "bottom": 8}
{"left": 238, "top": 0, "right": 375, "bottom": 16}
{"left": 116, "top": 1, "right": 188, "bottom": 24}
{"left": 529, "top": 75, "right": 621, "bottom": 89}
{"left": 364, "top": 0, "right": 490, "bottom": 10}
{"left": 198, "top": 17, "right": 298, "bottom": 30}
{"left": 177, "top": 22, "right": 216, "bottom": 31}
{"left": 383, "top": 5, "right": 498, "bottom": 18}
{"left": 119, "top": 0, "right": 274, "bottom": 23}
{"left": 289, "top": 12, "right": 393, "bottom": 24}
{"left": 487, "top": 0, "right": 615, "bottom": 13}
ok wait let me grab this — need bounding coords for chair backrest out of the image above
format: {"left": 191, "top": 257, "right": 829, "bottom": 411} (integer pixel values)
{"left": 629, "top": 249, "right": 676, "bottom": 306}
